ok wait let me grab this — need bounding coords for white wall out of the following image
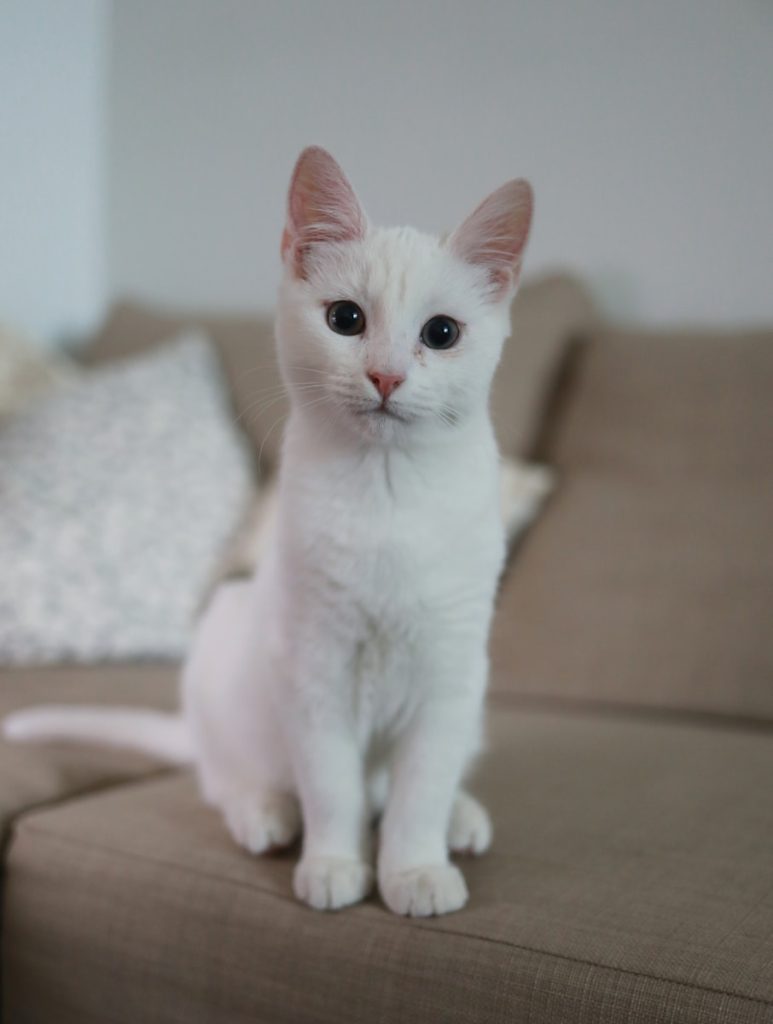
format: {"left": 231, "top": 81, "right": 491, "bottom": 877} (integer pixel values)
{"left": 98, "top": 1, "right": 773, "bottom": 326}
{"left": 1, "top": 2, "right": 771, "bottom": 344}
{"left": 0, "top": 0, "right": 109, "bottom": 346}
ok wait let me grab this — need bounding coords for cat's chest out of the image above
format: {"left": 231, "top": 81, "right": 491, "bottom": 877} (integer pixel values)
{"left": 307, "top": 468, "right": 495, "bottom": 589}
{"left": 312, "top": 510, "right": 476, "bottom": 627}
{"left": 350, "top": 613, "right": 422, "bottom": 744}
{"left": 281, "top": 441, "right": 504, "bottom": 654}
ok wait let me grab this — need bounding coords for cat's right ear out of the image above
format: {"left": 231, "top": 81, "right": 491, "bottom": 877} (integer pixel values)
{"left": 282, "top": 147, "right": 368, "bottom": 278}
{"left": 448, "top": 179, "right": 534, "bottom": 301}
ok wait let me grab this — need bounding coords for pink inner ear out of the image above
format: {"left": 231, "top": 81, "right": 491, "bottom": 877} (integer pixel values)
{"left": 449, "top": 179, "right": 533, "bottom": 299}
{"left": 283, "top": 147, "right": 367, "bottom": 278}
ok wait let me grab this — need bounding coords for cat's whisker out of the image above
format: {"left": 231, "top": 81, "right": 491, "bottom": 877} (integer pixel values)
{"left": 245, "top": 378, "right": 326, "bottom": 398}
{"left": 255, "top": 393, "right": 334, "bottom": 473}
{"left": 295, "top": 394, "right": 334, "bottom": 414}
{"left": 256, "top": 409, "right": 290, "bottom": 474}
{"left": 237, "top": 383, "right": 329, "bottom": 426}
{"left": 237, "top": 363, "right": 330, "bottom": 380}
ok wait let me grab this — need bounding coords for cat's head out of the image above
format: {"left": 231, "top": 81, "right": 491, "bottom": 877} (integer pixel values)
{"left": 276, "top": 146, "right": 532, "bottom": 445}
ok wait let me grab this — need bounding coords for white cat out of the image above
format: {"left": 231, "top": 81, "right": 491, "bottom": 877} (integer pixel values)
{"left": 4, "top": 147, "right": 533, "bottom": 917}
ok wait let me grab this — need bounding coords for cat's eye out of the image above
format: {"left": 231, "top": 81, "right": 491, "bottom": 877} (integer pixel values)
{"left": 326, "top": 300, "right": 366, "bottom": 336}
{"left": 420, "top": 315, "right": 460, "bottom": 351}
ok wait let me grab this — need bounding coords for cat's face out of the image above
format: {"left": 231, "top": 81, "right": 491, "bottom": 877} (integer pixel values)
{"left": 276, "top": 148, "right": 532, "bottom": 446}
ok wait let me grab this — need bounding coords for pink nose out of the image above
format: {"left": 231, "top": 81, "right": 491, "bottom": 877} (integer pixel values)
{"left": 367, "top": 371, "right": 405, "bottom": 401}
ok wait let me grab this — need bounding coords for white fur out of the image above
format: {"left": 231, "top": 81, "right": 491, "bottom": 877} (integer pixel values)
{"left": 3, "top": 704, "right": 191, "bottom": 763}
{"left": 3, "top": 148, "right": 532, "bottom": 917}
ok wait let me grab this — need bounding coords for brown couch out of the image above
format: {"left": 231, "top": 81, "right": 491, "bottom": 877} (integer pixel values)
{"left": 2, "top": 278, "right": 772, "bottom": 1023}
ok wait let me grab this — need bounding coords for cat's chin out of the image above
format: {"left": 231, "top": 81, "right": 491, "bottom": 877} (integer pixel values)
{"left": 337, "top": 403, "right": 416, "bottom": 444}
{"left": 357, "top": 406, "right": 412, "bottom": 425}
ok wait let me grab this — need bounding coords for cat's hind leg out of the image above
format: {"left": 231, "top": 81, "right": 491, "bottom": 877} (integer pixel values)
{"left": 195, "top": 731, "right": 300, "bottom": 854}
{"left": 191, "top": 713, "right": 300, "bottom": 854}
{"left": 447, "top": 790, "right": 492, "bottom": 856}
{"left": 196, "top": 747, "right": 300, "bottom": 854}
{"left": 367, "top": 771, "right": 491, "bottom": 855}
{"left": 221, "top": 788, "right": 301, "bottom": 855}
{"left": 185, "top": 583, "right": 301, "bottom": 856}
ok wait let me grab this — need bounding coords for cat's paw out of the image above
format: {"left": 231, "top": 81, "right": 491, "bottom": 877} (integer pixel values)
{"left": 448, "top": 792, "right": 492, "bottom": 855}
{"left": 380, "top": 864, "right": 468, "bottom": 917}
{"left": 223, "top": 791, "right": 301, "bottom": 854}
{"left": 294, "top": 856, "right": 374, "bottom": 911}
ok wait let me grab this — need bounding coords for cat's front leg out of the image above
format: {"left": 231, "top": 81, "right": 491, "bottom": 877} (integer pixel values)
{"left": 290, "top": 723, "right": 374, "bottom": 910}
{"left": 378, "top": 674, "right": 486, "bottom": 917}
{"left": 280, "top": 683, "right": 373, "bottom": 911}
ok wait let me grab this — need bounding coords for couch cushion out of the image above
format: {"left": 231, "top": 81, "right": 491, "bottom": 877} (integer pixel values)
{"left": 82, "top": 273, "right": 596, "bottom": 471}
{"left": 491, "top": 326, "right": 773, "bottom": 721}
{"left": 4, "top": 705, "right": 772, "bottom": 1023}
{"left": 0, "top": 665, "right": 177, "bottom": 847}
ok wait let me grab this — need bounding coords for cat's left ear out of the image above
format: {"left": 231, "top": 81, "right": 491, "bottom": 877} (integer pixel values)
{"left": 282, "top": 146, "right": 368, "bottom": 279}
{"left": 448, "top": 179, "right": 533, "bottom": 300}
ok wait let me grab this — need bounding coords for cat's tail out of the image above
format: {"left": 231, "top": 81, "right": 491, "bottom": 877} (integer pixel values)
{"left": 2, "top": 705, "right": 193, "bottom": 765}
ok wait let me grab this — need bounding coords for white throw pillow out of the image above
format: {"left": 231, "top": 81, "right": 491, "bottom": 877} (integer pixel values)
{"left": 0, "top": 333, "right": 254, "bottom": 664}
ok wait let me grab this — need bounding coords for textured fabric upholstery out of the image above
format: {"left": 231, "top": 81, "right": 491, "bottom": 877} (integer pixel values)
{"left": 4, "top": 705, "right": 773, "bottom": 1023}
{"left": 492, "top": 272, "right": 597, "bottom": 457}
{"left": 491, "top": 327, "right": 773, "bottom": 720}
{"left": 0, "top": 665, "right": 177, "bottom": 846}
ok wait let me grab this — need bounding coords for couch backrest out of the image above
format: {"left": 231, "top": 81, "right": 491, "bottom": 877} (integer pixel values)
{"left": 82, "top": 273, "right": 597, "bottom": 473}
{"left": 491, "top": 325, "right": 773, "bottom": 723}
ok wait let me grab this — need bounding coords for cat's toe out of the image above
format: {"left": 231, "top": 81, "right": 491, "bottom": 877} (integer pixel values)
{"left": 380, "top": 864, "right": 468, "bottom": 917}
{"left": 448, "top": 792, "right": 492, "bottom": 855}
{"left": 224, "top": 791, "right": 301, "bottom": 854}
{"left": 293, "top": 856, "right": 374, "bottom": 911}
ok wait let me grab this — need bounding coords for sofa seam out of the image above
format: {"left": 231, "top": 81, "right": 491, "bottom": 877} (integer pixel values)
{"left": 0, "top": 767, "right": 177, "bottom": 856}
{"left": 10, "top": 821, "right": 773, "bottom": 1013}
{"left": 485, "top": 689, "right": 773, "bottom": 737}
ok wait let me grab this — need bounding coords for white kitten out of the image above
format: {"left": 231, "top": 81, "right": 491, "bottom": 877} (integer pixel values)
{"left": 4, "top": 147, "right": 533, "bottom": 917}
